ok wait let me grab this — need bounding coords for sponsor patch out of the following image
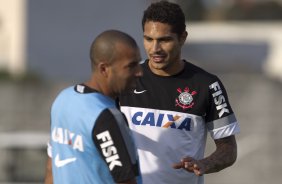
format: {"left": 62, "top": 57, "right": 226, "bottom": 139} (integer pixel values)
{"left": 209, "top": 81, "right": 230, "bottom": 118}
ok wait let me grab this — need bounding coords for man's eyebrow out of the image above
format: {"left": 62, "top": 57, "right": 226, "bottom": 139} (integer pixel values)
{"left": 143, "top": 35, "right": 173, "bottom": 40}
{"left": 143, "top": 35, "right": 151, "bottom": 39}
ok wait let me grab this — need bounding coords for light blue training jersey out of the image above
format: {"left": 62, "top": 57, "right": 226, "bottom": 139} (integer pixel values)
{"left": 51, "top": 85, "right": 138, "bottom": 184}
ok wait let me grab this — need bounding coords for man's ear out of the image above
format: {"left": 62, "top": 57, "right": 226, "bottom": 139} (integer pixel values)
{"left": 180, "top": 31, "right": 188, "bottom": 45}
{"left": 98, "top": 61, "right": 110, "bottom": 77}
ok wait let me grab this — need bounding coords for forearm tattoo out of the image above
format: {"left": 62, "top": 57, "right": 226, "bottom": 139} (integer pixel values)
{"left": 201, "top": 135, "right": 237, "bottom": 174}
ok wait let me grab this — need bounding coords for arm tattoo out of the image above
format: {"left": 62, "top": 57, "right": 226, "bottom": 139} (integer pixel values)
{"left": 200, "top": 135, "right": 237, "bottom": 174}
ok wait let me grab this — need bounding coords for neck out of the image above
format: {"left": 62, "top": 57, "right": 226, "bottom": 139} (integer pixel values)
{"left": 84, "top": 76, "right": 116, "bottom": 99}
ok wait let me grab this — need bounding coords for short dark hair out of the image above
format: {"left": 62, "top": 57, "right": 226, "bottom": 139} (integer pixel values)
{"left": 142, "top": 1, "right": 186, "bottom": 37}
{"left": 90, "top": 30, "right": 138, "bottom": 70}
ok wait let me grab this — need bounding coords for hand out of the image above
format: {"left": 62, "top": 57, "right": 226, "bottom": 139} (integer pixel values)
{"left": 172, "top": 156, "right": 205, "bottom": 176}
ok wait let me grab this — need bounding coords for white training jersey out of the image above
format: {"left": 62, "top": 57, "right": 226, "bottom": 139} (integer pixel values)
{"left": 119, "top": 60, "right": 240, "bottom": 184}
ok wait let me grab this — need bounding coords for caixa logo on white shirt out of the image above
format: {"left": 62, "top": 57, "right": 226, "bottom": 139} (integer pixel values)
{"left": 130, "top": 110, "right": 192, "bottom": 131}
{"left": 96, "top": 130, "right": 123, "bottom": 171}
{"left": 209, "top": 81, "right": 230, "bottom": 118}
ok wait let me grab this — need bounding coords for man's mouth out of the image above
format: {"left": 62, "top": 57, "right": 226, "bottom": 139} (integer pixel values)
{"left": 151, "top": 55, "right": 166, "bottom": 63}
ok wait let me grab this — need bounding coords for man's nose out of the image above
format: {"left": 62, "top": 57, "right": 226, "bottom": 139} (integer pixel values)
{"left": 152, "top": 41, "right": 161, "bottom": 52}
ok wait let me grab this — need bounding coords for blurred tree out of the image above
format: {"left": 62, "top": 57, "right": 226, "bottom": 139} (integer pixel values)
{"left": 174, "top": 0, "right": 206, "bottom": 21}
{"left": 226, "top": 0, "right": 282, "bottom": 21}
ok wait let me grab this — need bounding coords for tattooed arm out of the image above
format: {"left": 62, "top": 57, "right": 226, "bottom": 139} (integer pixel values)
{"left": 201, "top": 135, "right": 237, "bottom": 173}
{"left": 173, "top": 135, "right": 237, "bottom": 176}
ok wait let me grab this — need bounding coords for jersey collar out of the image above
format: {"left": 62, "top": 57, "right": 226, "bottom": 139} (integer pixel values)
{"left": 74, "top": 84, "right": 99, "bottom": 94}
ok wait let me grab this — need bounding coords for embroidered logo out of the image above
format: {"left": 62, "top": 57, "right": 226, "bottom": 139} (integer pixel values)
{"left": 175, "top": 87, "right": 197, "bottom": 110}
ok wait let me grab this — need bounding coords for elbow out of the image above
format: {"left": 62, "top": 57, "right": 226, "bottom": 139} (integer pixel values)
{"left": 227, "top": 141, "right": 238, "bottom": 167}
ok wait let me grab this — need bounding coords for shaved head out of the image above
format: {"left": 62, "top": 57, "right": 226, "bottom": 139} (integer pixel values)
{"left": 90, "top": 30, "right": 138, "bottom": 70}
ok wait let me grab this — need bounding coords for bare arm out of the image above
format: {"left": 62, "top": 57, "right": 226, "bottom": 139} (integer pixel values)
{"left": 200, "top": 135, "right": 237, "bottom": 173}
{"left": 173, "top": 135, "right": 237, "bottom": 176}
{"left": 44, "top": 157, "right": 53, "bottom": 184}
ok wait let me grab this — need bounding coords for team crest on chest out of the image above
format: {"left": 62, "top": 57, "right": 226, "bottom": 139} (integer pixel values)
{"left": 175, "top": 87, "right": 197, "bottom": 110}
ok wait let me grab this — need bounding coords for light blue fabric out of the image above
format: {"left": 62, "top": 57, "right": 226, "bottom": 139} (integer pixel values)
{"left": 51, "top": 86, "right": 116, "bottom": 184}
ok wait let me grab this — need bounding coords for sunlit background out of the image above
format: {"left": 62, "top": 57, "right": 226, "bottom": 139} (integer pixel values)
{"left": 0, "top": 0, "right": 282, "bottom": 183}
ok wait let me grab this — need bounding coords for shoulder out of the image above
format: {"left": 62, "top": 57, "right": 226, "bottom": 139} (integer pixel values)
{"left": 52, "top": 86, "right": 75, "bottom": 105}
{"left": 183, "top": 60, "right": 220, "bottom": 85}
{"left": 57, "top": 85, "right": 75, "bottom": 97}
{"left": 96, "top": 108, "right": 127, "bottom": 127}
{"left": 93, "top": 108, "right": 130, "bottom": 145}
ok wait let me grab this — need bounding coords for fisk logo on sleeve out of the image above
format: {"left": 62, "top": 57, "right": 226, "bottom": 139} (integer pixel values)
{"left": 96, "top": 130, "right": 122, "bottom": 170}
{"left": 209, "top": 81, "right": 230, "bottom": 118}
